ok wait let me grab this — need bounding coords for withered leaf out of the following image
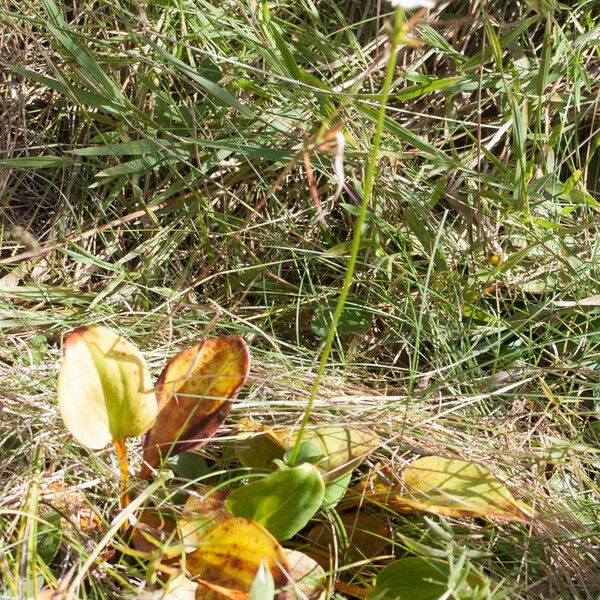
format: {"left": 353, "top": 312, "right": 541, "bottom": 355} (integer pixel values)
{"left": 141, "top": 337, "right": 250, "bottom": 478}
{"left": 187, "top": 517, "right": 289, "bottom": 600}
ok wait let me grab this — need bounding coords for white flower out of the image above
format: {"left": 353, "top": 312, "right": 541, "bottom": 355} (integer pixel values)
{"left": 387, "top": 0, "right": 436, "bottom": 8}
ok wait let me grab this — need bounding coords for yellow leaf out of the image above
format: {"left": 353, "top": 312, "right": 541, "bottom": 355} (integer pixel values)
{"left": 187, "top": 517, "right": 289, "bottom": 599}
{"left": 141, "top": 338, "right": 249, "bottom": 478}
{"left": 395, "top": 456, "right": 528, "bottom": 521}
{"left": 178, "top": 486, "right": 231, "bottom": 551}
{"left": 57, "top": 325, "right": 157, "bottom": 449}
{"left": 236, "top": 421, "right": 379, "bottom": 482}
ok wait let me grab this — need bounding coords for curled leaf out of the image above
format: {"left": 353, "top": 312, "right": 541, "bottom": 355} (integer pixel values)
{"left": 57, "top": 325, "right": 157, "bottom": 449}
{"left": 187, "top": 517, "right": 289, "bottom": 600}
{"left": 141, "top": 337, "right": 250, "bottom": 478}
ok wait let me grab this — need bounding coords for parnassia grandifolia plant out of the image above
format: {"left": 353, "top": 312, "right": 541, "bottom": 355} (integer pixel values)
{"left": 56, "top": 326, "right": 530, "bottom": 599}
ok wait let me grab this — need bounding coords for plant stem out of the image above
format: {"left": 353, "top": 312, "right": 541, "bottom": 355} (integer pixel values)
{"left": 113, "top": 437, "right": 130, "bottom": 509}
{"left": 288, "top": 8, "right": 405, "bottom": 466}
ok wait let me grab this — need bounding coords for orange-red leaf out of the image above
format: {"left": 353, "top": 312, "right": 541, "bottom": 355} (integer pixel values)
{"left": 141, "top": 337, "right": 249, "bottom": 478}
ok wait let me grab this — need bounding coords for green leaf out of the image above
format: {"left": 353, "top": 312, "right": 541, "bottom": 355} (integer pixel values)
{"left": 284, "top": 441, "right": 324, "bottom": 466}
{"left": 40, "top": 0, "right": 124, "bottom": 102}
{"left": 249, "top": 560, "right": 275, "bottom": 600}
{"left": 226, "top": 464, "right": 325, "bottom": 541}
{"left": 368, "top": 558, "right": 468, "bottom": 600}
{"left": 235, "top": 427, "right": 285, "bottom": 470}
{"left": 153, "top": 45, "right": 256, "bottom": 119}
{"left": 70, "top": 139, "right": 165, "bottom": 156}
{"left": 275, "top": 426, "right": 379, "bottom": 482}
{"left": 9, "top": 66, "right": 122, "bottom": 115}
{"left": 95, "top": 154, "right": 175, "bottom": 177}
{"left": 57, "top": 325, "right": 157, "bottom": 448}
{"left": 322, "top": 471, "right": 353, "bottom": 509}
{"left": 37, "top": 512, "right": 62, "bottom": 565}
{"left": 237, "top": 423, "right": 379, "bottom": 483}
{"left": 0, "top": 156, "right": 71, "bottom": 168}
{"left": 175, "top": 452, "right": 208, "bottom": 480}
{"left": 311, "top": 302, "right": 372, "bottom": 338}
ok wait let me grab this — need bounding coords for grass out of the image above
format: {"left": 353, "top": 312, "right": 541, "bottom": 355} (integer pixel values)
{"left": 0, "top": 0, "right": 599, "bottom": 597}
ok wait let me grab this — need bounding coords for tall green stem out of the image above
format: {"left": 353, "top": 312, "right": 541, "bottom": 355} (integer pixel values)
{"left": 289, "top": 8, "right": 405, "bottom": 465}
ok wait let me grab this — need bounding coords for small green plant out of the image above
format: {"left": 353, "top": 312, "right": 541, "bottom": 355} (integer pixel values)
{"left": 55, "top": 325, "right": 529, "bottom": 599}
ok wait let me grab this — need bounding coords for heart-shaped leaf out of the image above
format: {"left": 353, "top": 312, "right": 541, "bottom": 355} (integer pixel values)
{"left": 226, "top": 464, "right": 325, "bottom": 541}
{"left": 37, "top": 512, "right": 63, "bottom": 565}
{"left": 57, "top": 325, "right": 157, "bottom": 449}
{"left": 174, "top": 452, "right": 208, "bottom": 480}
{"left": 141, "top": 337, "right": 250, "bottom": 478}
{"left": 367, "top": 557, "right": 485, "bottom": 600}
{"left": 187, "top": 517, "right": 289, "bottom": 600}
